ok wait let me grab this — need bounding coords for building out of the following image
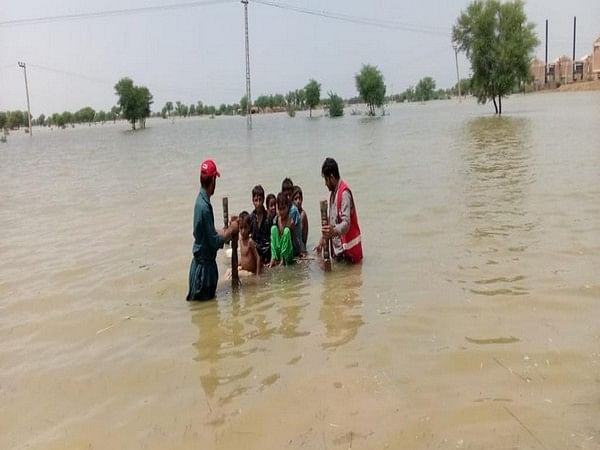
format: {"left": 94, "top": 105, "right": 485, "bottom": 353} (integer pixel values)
{"left": 529, "top": 57, "right": 545, "bottom": 88}
{"left": 594, "top": 37, "right": 600, "bottom": 79}
{"left": 574, "top": 54, "right": 592, "bottom": 81}
{"left": 548, "top": 55, "right": 573, "bottom": 84}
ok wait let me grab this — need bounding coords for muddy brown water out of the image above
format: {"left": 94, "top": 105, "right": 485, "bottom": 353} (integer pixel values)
{"left": 1, "top": 92, "right": 599, "bottom": 449}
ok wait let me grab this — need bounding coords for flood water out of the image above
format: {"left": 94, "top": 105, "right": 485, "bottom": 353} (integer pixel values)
{"left": 1, "top": 92, "right": 599, "bottom": 449}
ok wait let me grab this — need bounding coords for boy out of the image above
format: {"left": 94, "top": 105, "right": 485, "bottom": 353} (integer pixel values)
{"left": 292, "top": 185, "right": 309, "bottom": 251}
{"left": 281, "top": 177, "right": 304, "bottom": 256}
{"left": 238, "top": 211, "right": 261, "bottom": 275}
{"left": 250, "top": 185, "right": 271, "bottom": 264}
{"left": 270, "top": 192, "right": 294, "bottom": 267}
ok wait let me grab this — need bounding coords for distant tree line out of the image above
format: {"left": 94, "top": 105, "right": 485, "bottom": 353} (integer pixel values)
{"left": 0, "top": 106, "right": 122, "bottom": 131}
{"left": 160, "top": 100, "right": 240, "bottom": 118}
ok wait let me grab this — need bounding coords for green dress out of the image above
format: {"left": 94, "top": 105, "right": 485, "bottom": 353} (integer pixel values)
{"left": 270, "top": 224, "right": 294, "bottom": 265}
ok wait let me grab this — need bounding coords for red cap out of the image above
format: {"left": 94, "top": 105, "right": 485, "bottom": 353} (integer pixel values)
{"left": 200, "top": 159, "right": 220, "bottom": 177}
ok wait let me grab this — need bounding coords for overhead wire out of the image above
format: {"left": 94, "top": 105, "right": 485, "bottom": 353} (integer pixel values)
{"left": 0, "top": 0, "right": 237, "bottom": 27}
{"left": 252, "top": 0, "right": 449, "bottom": 37}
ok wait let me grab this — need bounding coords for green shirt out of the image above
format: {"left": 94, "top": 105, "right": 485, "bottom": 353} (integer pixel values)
{"left": 192, "top": 188, "right": 224, "bottom": 260}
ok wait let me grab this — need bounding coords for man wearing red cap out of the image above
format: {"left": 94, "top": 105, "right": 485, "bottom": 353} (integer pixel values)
{"left": 187, "top": 159, "right": 238, "bottom": 301}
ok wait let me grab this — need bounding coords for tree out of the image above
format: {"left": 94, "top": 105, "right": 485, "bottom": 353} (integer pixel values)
{"left": 75, "top": 106, "right": 96, "bottom": 123}
{"left": 0, "top": 112, "right": 7, "bottom": 130}
{"left": 304, "top": 79, "right": 321, "bottom": 117}
{"left": 355, "top": 64, "right": 386, "bottom": 115}
{"left": 414, "top": 77, "right": 436, "bottom": 101}
{"left": 452, "top": 0, "right": 538, "bottom": 114}
{"left": 37, "top": 113, "right": 46, "bottom": 127}
{"left": 239, "top": 96, "right": 249, "bottom": 115}
{"left": 189, "top": 104, "right": 196, "bottom": 116}
{"left": 196, "top": 101, "right": 204, "bottom": 115}
{"left": 327, "top": 91, "right": 344, "bottom": 117}
{"left": 114, "top": 78, "right": 153, "bottom": 129}
{"left": 165, "top": 101, "right": 173, "bottom": 117}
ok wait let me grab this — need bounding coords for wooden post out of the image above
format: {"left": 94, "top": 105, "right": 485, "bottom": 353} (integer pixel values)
{"left": 320, "top": 200, "right": 331, "bottom": 272}
{"left": 222, "top": 197, "right": 239, "bottom": 288}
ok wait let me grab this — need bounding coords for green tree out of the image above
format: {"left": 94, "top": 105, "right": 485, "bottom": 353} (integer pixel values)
{"left": 452, "top": 0, "right": 538, "bottom": 114}
{"left": 114, "top": 78, "right": 153, "bottom": 129}
{"left": 37, "top": 113, "right": 46, "bottom": 127}
{"left": 327, "top": 92, "right": 344, "bottom": 118}
{"left": 189, "top": 104, "right": 196, "bottom": 116}
{"left": 304, "top": 79, "right": 321, "bottom": 117}
{"left": 196, "top": 101, "right": 204, "bottom": 116}
{"left": 355, "top": 64, "right": 386, "bottom": 115}
{"left": 239, "top": 96, "right": 249, "bottom": 115}
{"left": 414, "top": 77, "right": 436, "bottom": 101}
{"left": 164, "top": 101, "right": 173, "bottom": 117}
{"left": 75, "top": 106, "right": 96, "bottom": 123}
{"left": 255, "top": 95, "right": 269, "bottom": 112}
{"left": 96, "top": 110, "right": 107, "bottom": 122}
{"left": 0, "top": 112, "right": 7, "bottom": 130}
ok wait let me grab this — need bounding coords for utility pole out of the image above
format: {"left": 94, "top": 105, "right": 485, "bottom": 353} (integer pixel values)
{"left": 544, "top": 19, "right": 548, "bottom": 85}
{"left": 17, "top": 61, "right": 32, "bottom": 136}
{"left": 242, "top": 0, "right": 252, "bottom": 130}
{"left": 453, "top": 43, "right": 461, "bottom": 102}
{"left": 572, "top": 16, "right": 576, "bottom": 82}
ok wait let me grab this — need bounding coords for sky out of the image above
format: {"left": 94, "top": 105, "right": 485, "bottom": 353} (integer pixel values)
{"left": 1, "top": 0, "right": 598, "bottom": 115}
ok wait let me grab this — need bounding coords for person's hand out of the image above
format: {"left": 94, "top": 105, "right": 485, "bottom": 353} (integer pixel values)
{"left": 321, "top": 224, "right": 336, "bottom": 240}
{"left": 313, "top": 238, "right": 324, "bottom": 254}
{"left": 229, "top": 218, "right": 239, "bottom": 235}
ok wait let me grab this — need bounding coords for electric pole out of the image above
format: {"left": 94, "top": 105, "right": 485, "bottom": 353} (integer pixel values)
{"left": 242, "top": 0, "right": 252, "bottom": 130}
{"left": 453, "top": 44, "right": 461, "bottom": 102}
{"left": 18, "top": 61, "right": 32, "bottom": 136}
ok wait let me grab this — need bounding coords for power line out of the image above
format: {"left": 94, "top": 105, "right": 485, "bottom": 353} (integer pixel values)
{"left": 253, "top": 0, "right": 449, "bottom": 36}
{"left": 0, "top": 0, "right": 237, "bottom": 27}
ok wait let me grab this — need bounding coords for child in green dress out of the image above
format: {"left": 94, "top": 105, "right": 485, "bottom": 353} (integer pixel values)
{"left": 269, "top": 192, "right": 295, "bottom": 267}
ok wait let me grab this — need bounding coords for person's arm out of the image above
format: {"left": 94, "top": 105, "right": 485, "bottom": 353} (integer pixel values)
{"left": 322, "top": 190, "right": 352, "bottom": 240}
{"left": 301, "top": 211, "right": 308, "bottom": 246}
{"left": 250, "top": 240, "right": 261, "bottom": 275}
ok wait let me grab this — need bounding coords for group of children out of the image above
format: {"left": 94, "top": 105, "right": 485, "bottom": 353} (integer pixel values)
{"left": 237, "top": 177, "right": 309, "bottom": 276}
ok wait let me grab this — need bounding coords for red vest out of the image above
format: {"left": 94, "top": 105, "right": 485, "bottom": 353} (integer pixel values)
{"left": 335, "top": 179, "right": 363, "bottom": 263}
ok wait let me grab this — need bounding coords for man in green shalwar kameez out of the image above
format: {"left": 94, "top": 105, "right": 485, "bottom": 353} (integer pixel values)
{"left": 186, "top": 160, "right": 237, "bottom": 301}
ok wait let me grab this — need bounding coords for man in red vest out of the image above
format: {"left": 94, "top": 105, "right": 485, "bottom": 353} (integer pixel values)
{"left": 318, "top": 157, "right": 363, "bottom": 264}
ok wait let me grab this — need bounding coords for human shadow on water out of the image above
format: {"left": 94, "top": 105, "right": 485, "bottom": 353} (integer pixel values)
{"left": 318, "top": 264, "right": 365, "bottom": 350}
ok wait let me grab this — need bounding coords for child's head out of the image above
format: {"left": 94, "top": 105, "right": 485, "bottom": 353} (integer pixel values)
{"left": 281, "top": 177, "right": 294, "bottom": 201}
{"left": 238, "top": 210, "right": 252, "bottom": 239}
{"left": 251, "top": 185, "right": 265, "bottom": 211}
{"left": 276, "top": 192, "right": 290, "bottom": 220}
{"left": 292, "top": 185, "right": 303, "bottom": 209}
{"left": 266, "top": 193, "right": 276, "bottom": 216}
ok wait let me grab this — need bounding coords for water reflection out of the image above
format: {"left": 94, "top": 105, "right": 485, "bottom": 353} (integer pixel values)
{"left": 319, "top": 265, "right": 364, "bottom": 350}
{"left": 458, "top": 116, "right": 536, "bottom": 297}
{"left": 191, "top": 264, "right": 312, "bottom": 407}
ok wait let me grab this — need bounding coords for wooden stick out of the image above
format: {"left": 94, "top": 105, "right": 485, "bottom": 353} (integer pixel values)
{"left": 320, "top": 200, "right": 331, "bottom": 272}
{"left": 222, "top": 197, "right": 229, "bottom": 229}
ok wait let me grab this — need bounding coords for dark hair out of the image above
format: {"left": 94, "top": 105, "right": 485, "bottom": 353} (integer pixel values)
{"left": 276, "top": 191, "right": 289, "bottom": 210}
{"left": 292, "top": 185, "right": 303, "bottom": 200}
{"left": 200, "top": 174, "right": 215, "bottom": 188}
{"left": 252, "top": 184, "right": 265, "bottom": 200}
{"left": 238, "top": 210, "right": 252, "bottom": 227}
{"left": 266, "top": 193, "right": 276, "bottom": 206}
{"left": 281, "top": 177, "right": 294, "bottom": 192}
{"left": 321, "top": 157, "right": 340, "bottom": 179}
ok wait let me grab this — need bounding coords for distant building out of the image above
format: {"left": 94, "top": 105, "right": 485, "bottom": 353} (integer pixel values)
{"left": 529, "top": 57, "right": 545, "bottom": 88}
{"left": 594, "top": 37, "right": 600, "bottom": 79}
{"left": 574, "top": 54, "right": 593, "bottom": 81}
{"left": 548, "top": 55, "right": 573, "bottom": 84}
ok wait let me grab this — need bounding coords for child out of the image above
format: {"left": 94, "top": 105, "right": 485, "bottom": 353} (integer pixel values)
{"left": 292, "top": 185, "right": 309, "bottom": 251}
{"left": 269, "top": 192, "right": 294, "bottom": 267}
{"left": 281, "top": 177, "right": 304, "bottom": 256}
{"left": 266, "top": 193, "right": 277, "bottom": 225}
{"left": 250, "top": 185, "right": 271, "bottom": 264}
{"left": 238, "top": 211, "right": 261, "bottom": 275}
